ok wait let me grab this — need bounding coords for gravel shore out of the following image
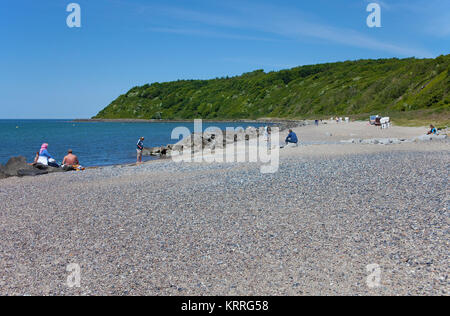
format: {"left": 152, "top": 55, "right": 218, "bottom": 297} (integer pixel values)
{"left": 0, "top": 135, "right": 449, "bottom": 295}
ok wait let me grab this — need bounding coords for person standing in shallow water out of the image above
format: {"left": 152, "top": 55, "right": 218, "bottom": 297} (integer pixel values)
{"left": 136, "top": 137, "right": 145, "bottom": 164}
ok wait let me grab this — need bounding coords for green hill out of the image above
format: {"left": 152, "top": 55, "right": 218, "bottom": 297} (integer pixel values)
{"left": 95, "top": 55, "right": 450, "bottom": 123}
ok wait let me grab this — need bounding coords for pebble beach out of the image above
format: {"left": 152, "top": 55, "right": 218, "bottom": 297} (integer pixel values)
{"left": 0, "top": 122, "right": 449, "bottom": 296}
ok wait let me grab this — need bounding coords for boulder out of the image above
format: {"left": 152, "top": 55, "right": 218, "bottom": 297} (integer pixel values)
{"left": 47, "top": 166, "right": 65, "bottom": 174}
{"left": 171, "top": 144, "right": 184, "bottom": 152}
{"left": 245, "top": 126, "right": 257, "bottom": 137}
{"left": 144, "top": 147, "right": 161, "bottom": 156}
{"left": 141, "top": 147, "right": 153, "bottom": 156}
{"left": 0, "top": 156, "right": 66, "bottom": 179}
{"left": 160, "top": 146, "right": 169, "bottom": 156}
{"left": 17, "top": 168, "right": 49, "bottom": 177}
{"left": 377, "top": 138, "right": 392, "bottom": 145}
{"left": 360, "top": 138, "right": 380, "bottom": 145}
{"left": 2, "top": 156, "right": 32, "bottom": 177}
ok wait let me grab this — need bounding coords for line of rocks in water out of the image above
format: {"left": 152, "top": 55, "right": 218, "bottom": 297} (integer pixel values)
{"left": 340, "top": 134, "right": 448, "bottom": 145}
{"left": 142, "top": 120, "right": 308, "bottom": 157}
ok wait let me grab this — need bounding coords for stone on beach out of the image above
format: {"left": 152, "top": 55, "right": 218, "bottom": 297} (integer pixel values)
{"left": 0, "top": 156, "right": 65, "bottom": 179}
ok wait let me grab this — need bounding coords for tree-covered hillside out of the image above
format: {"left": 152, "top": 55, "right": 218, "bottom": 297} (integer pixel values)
{"left": 95, "top": 55, "right": 449, "bottom": 120}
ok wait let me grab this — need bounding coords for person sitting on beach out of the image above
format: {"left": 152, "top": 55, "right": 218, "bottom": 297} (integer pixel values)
{"left": 37, "top": 143, "right": 59, "bottom": 167}
{"left": 427, "top": 125, "right": 437, "bottom": 135}
{"left": 137, "top": 137, "right": 145, "bottom": 163}
{"left": 285, "top": 129, "right": 299, "bottom": 146}
{"left": 62, "top": 149, "right": 79, "bottom": 166}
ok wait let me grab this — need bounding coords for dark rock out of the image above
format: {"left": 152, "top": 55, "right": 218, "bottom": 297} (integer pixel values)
{"left": 160, "top": 146, "right": 168, "bottom": 156}
{"left": 49, "top": 166, "right": 65, "bottom": 173}
{"left": 3, "top": 156, "right": 32, "bottom": 177}
{"left": 141, "top": 147, "right": 152, "bottom": 156}
{"left": 172, "top": 144, "right": 183, "bottom": 152}
{"left": 0, "top": 156, "right": 66, "bottom": 179}
{"left": 17, "top": 169, "right": 49, "bottom": 177}
{"left": 143, "top": 147, "right": 162, "bottom": 156}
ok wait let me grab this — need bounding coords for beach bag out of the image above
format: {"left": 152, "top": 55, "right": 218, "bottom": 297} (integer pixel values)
{"left": 74, "top": 165, "right": 85, "bottom": 171}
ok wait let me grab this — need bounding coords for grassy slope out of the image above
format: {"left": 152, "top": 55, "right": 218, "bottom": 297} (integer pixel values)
{"left": 95, "top": 55, "right": 450, "bottom": 126}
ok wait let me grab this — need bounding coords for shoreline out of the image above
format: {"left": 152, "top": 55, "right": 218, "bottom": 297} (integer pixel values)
{"left": 1, "top": 120, "right": 447, "bottom": 175}
{"left": 3, "top": 137, "right": 447, "bottom": 179}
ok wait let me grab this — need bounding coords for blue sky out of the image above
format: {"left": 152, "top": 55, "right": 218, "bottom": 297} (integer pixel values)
{"left": 0, "top": 0, "right": 449, "bottom": 119}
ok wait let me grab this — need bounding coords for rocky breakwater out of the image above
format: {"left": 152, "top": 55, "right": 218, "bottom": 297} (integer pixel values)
{"left": 142, "top": 126, "right": 266, "bottom": 158}
{"left": 0, "top": 156, "right": 65, "bottom": 179}
{"left": 142, "top": 121, "right": 308, "bottom": 158}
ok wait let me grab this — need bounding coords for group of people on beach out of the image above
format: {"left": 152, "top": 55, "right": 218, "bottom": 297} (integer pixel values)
{"left": 135, "top": 128, "right": 299, "bottom": 165}
{"left": 31, "top": 143, "right": 83, "bottom": 171}
{"left": 22, "top": 122, "right": 441, "bottom": 171}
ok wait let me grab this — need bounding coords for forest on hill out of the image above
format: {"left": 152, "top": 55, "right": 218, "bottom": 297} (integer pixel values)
{"left": 95, "top": 55, "right": 449, "bottom": 122}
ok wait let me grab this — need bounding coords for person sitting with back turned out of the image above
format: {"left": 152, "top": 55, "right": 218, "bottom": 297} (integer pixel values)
{"left": 62, "top": 149, "right": 79, "bottom": 166}
{"left": 427, "top": 125, "right": 437, "bottom": 135}
{"left": 37, "top": 143, "right": 58, "bottom": 167}
{"left": 285, "top": 129, "right": 299, "bottom": 146}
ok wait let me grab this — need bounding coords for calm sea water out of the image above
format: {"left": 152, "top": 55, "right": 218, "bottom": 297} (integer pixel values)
{"left": 0, "top": 120, "right": 269, "bottom": 167}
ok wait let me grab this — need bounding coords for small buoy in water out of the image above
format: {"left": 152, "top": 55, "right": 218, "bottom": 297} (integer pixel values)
{"left": 16, "top": 126, "right": 19, "bottom": 129}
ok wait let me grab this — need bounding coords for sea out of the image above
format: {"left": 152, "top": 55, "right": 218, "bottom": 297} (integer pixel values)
{"left": 0, "top": 120, "right": 270, "bottom": 167}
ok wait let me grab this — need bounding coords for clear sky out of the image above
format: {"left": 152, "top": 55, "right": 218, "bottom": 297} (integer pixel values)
{"left": 0, "top": 0, "right": 449, "bottom": 119}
